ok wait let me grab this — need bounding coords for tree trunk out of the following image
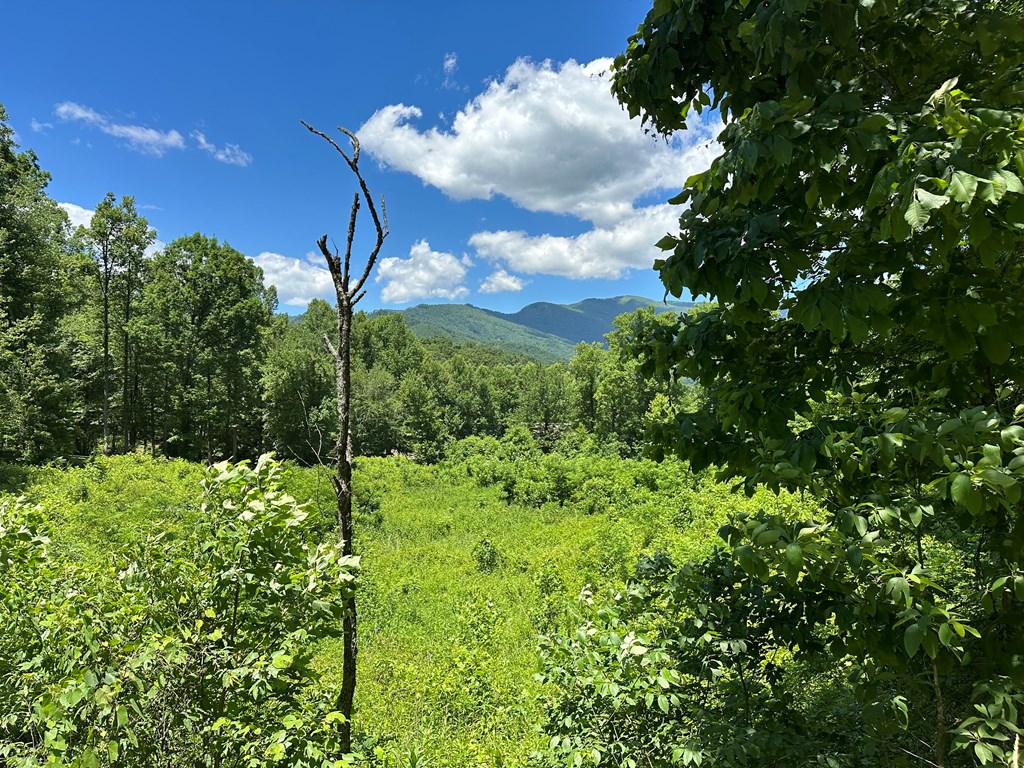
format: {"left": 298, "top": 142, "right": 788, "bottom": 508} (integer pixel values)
{"left": 333, "top": 297, "right": 357, "bottom": 753}
{"left": 101, "top": 262, "right": 111, "bottom": 456}
{"left": 122, "top": 293, "right": 131, "bottom": 452}
{"left": 933, "top": 661, "right": 946, "bottom": 768}
{"left": 303, "top": 120, "right": 388, "bottom": 757}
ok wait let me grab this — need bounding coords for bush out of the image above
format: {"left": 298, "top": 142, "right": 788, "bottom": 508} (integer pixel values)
{"left": 0, "top": 454, "right": 360, "bottom": 767}
{"left": 472, "top": 538, "right": 502, "bottom": 572}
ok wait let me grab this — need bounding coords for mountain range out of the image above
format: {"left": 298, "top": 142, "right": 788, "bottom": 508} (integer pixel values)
{"left": 378, "top": 295, "right": 694, "bottom": 363}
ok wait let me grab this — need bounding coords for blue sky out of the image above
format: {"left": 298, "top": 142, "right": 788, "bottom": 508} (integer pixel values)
{"left": 2, "top": 1, "right": 717, "bottom": 314}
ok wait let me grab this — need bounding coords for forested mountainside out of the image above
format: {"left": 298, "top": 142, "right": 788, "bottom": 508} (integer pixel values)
{"left": 376, "top": 303, "right": 577, "bottom": 363}
{"left": 482, "top": 295, "right": 695, "bottom": 344}
{"left": 376, "top": 296, "right": 695, "bottom": 363}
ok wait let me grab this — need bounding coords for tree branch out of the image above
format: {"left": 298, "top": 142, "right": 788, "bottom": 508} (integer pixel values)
{"left": 322, "top": 333, "right": 339, "bottom": 362}
{"left": 344, "top": 192, "right": 359, "bottom": 292}
{"left": 301, "top": 121, "right": 388, "bottom": 301}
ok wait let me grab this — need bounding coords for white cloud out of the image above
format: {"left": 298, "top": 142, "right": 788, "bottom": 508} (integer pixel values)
{"left": 59, "top": 202, "right": 94, "bottom": 230}
{"left": 55, "top": 101, "right": 185, "bottom": 156}
{"left": 359, "top": 57, "right": 720, "bottom": 228}
{"left": 443, "top": 52, "right": 458, "bottom": 88}
{"left": 479, "top": 268, "right": 527, "bottom": 294}
{"left": 252, "top": 252, "right": 335, "bottom": 306}
{"left": 376, "top": 240, "right": 469, "bottom": 304}
{"left": 470, "top": 204, "right": 679, "bottom": 279}
{"left": 146, "top": 238, "right": 166, "bottom": 258}
{"left": 191, "top": 130, "right": 252, "bottom": 167}
{"left": 31, "top": 118, "right": 53, "bottom": 133}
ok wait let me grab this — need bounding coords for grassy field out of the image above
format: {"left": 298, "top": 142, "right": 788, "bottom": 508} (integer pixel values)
{"left": 1, "top": 451, "right": 798, "bottom": 767}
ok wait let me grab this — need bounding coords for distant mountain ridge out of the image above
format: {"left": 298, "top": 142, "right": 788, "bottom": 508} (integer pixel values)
{"left": 378, "top": 295, "right": 694, "bottom": 363}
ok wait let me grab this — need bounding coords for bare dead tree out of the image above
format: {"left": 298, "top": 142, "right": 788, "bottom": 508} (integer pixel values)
{"left": 301, "top": 121, "right": 388, "bottom": 753}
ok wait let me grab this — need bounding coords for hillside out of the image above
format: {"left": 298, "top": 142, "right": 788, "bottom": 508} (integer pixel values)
{"left": 484, "top": 295, "right": 694, "bottom": 344}
{"left": 385, "top": 304, "right": 576, "bottom": 363}
{"left": 380, "top": 295, "right": 694, "bottom": 362}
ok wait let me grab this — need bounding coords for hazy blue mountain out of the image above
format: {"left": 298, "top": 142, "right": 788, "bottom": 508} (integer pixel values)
{"left": 377, "top": 296, "right": 693, "bottom": 362}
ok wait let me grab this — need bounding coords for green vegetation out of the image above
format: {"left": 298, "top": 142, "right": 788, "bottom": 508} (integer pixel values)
{"left": 1, "top": 442, "right": 792, "bottom": 767}
{"left": 591, "top": 0, "right": 1024, "bottom": 764}
{"left": 385, "top": 304, "right": 577, "bottom": 364}
{"left": 483, "top": 296, "right": 694, "bottom": 346}
{"left": 383, "top": 296, "right": 696, "bottom": 364}
{"left": 1, "top": 455, "right": 356, "bottom": 767}
{"left": 2, "top": 0, "right": 1023, "bottom": 765}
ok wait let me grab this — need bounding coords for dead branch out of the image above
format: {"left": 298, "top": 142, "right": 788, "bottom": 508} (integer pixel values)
{"left": 300, "top": 121, "right": 388, "bottom": 307}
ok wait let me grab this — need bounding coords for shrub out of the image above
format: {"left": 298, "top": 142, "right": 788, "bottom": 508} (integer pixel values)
{"left": 472, "top": 538, "right": 502, "bottom": 572}
{"left": 0, "top": 455, "right": 360, "bottom": 767}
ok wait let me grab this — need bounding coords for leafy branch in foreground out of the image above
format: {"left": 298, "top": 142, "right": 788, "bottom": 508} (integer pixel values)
{"left": 0, "top": 454, "right": 358, "bottom": 767}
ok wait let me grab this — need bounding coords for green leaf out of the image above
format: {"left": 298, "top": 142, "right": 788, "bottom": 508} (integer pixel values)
{"left": 847, "top": 545, "right": 863, "bottom": 567}
{"left": 938, "top": 623, "right": 953, "bottom": 647}
{"left": 995, "top": 169, "right": 1024, "bottom": 194}
{"left": 904, "top": 200, "right": 929, "bottom": 229}
{"left": 271, "top": 653, "right": 293, "bottom": 670}
{"left": 980, "top": 443, "right": 1002, "bottom": 468}
{"left": 980, "top": 334, "right": 1012, "bottom": 364}
{"left": 948, "top": 171, "right": 979, "bottom": 204}
{"left": 915, "top": 187, "right": 948, "bottom": 211}
{"left": 950, "top": 473, "right": 973, "bottom": 506}
{"left": 981, "top": 469, "right": 1015, "bottom": 489}
{"left": 904, "top": 624, "right": 924, "bottom": 658}
{"left": 785, "top": 542, "right": 803, "bottom": 569}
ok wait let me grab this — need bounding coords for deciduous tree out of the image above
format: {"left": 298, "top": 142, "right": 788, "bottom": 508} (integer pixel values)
{"left": 0, "top": 103, "right": 80, "bottom": 461}
{"left": 612, "top": 0, "right": 1024, "bottom": 762}
{"left": 82, "top": 193, "right": 153, "bottom": 455}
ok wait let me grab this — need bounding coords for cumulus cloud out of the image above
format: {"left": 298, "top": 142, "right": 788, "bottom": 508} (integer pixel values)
{"left": 252, "top": 252, "right": 334, "bottom": 306}
{"left": 470, "top": 204, "right": 679, "bottom": 279}
{"left": 59, "top": 202, "right": 94, "bottom": 230}
{"left": 55, "top": 101, "right": 185, "bottom": 156}
{"left": 359, "top": 57, "right": 719, "bottom": 228}
{"left": 192, "top": 130, "right": 252, "bottom": 167}
{"left": 479, "top": 268, "right": 527, "bottom": 294}
{"left": 31, "top": 118, "right": 53, "bottom": 133}
{"left": 376, "top": 240, "right": 470, "bottom": 304}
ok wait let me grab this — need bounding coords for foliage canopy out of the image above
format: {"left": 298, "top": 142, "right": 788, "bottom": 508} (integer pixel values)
{"left": 604, "top": 0, "right": 1024, "bottom": 764}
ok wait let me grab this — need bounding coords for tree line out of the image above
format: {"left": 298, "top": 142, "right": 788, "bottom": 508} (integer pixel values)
{"left": 0, "top": 116, "right": 275, "bottom": 464}
{"left": 0, "top": 104, "right": 689, "bottom": 467}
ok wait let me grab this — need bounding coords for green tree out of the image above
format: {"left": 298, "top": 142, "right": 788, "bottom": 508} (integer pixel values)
{"left": 397, "top": 369, "right": 447, "bottom": 461}
{"left": 140, "top": 233, "right": 273, "bottom": 461}
{"left": 263, "top": 300, "right": 338, "bottom": 464}
{"left": 606, "top": 0, "right": 1024, "bottom": 764}
{"left": 569, "top": 342, "right": 606, "bottom": 433}
{"left": 0, "top": 456, "right": 358, "bottom": 767}
{"left": 82, "top": 193, "right": 154, "bottom": 455}
{"left": 0, "top": 103, "right": 81, "bottom": 461}
{"left": 517, "top": 362, "right": 572, "bottom": 449}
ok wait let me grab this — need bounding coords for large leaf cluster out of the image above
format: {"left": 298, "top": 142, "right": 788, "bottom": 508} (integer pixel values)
{"left": 608, "top": 0, "right": 1024, "bottom": 762}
